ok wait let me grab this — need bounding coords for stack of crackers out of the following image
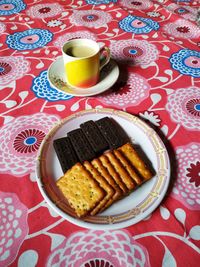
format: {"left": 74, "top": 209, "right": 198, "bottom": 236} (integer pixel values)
{"left": 56, "top": 142, "right": 153, "bottom": 218}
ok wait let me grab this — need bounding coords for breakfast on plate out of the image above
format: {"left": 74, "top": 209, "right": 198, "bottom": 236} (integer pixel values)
{"left": 53, "top": 117, "right": 154, "bottom": 218}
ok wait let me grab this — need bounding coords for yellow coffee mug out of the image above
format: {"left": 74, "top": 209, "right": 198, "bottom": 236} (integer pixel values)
{"left": 62, "top": 39, "right": 110, "bottom": 88}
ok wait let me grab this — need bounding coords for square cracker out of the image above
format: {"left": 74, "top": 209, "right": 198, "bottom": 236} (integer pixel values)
{"left": 84, "top": 161, "right": 114, "bottom": 215}
{"left": 92, "top": 157, "right": 123, "bottom": 200}
{"left": 118, "top": 143, "right": 153, "bottom": 181}
{"left": 98, "top": 155, "right": 128, "bottom": 194}
{"left": 114, "top": 149, "right": 141, "bottom": 186}
{"left": 105, "top": 151, "right": 135, "bottom": 192}
{"left": 56, "top": 162, "right": 105, "bottom": 217}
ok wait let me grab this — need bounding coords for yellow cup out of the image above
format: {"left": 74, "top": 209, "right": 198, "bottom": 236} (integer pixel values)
{"left": 62, "top": 39, "right": 110, "bottom": 88}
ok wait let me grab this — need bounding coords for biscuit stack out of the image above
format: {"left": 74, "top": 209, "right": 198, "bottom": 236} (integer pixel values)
{"left": 54, "top": 117, "right": 153, "bottom": 218}
{"left": 56, "top": 142, "right": 153, "bottom": 218}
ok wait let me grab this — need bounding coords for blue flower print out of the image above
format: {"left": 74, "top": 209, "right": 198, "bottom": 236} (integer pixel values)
{"left": 86, "top": 0, "right": 117, "bottom": 4}
{"left": 6, "top": 29, "right": 53, "bottom": 50}
{"left": 119, "top": 15, "right": 160, "bottom": 34}
{"left": 0, "top": 0, "right": 26, "bottom": 15}
{"left": 169, "top": 49, "right": 200, "bottom": 78}
{"left": 31, "top": 70, "right": 73, "bottom": 101}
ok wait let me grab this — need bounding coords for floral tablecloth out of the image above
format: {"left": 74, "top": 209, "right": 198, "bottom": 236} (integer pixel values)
{"left": 0, "top": 0, "right": 200, "bottom": 266}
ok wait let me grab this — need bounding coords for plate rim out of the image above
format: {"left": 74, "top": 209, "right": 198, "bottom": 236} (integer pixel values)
{"left": 47, "top": 56, "right": 119, "bottom": 97}
{"left": 36, "top": 108, "right": 171, "bottom": 230}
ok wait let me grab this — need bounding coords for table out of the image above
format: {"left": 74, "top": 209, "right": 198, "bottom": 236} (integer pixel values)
{"left": 0, "top": 0, "right": 200, "bottom": 266}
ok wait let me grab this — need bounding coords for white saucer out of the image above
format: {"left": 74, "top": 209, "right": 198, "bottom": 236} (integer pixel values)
{"left": 47, "top": 56, "right": 119, "bottom": 97}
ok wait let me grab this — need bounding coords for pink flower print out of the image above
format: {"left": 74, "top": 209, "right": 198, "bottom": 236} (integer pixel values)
{"left": 172, "top": 143, "right": 200, "bottom": 210}
{"left": 54, "top": 31, "right": 97, "bottom": 48}
{"left": 0, "top": 113, "right": 59, "bottom": 176}
{"left": 0, "top": 22, "right": 6, "bottom": 34}
{"left": 26, "top": 3, "right": 63, "bottom": 19}
{"left": 120, "top": 0, "right": 153, "bottom": 10}
{"left": 97, "top": 73, "right": 151, "bottom": 108}
{"left": 110, "top": 39, "right": 159, "bottom": 66}
{"left": 46, "top": 230, "right": 150, "bottom": 267}
{"left": 167, "top": 4, "right": 198, "bottom": 21}
{"left": 165, "top": 86, "right": 200, "bottom": 130}
{"left": 163, "top": 19, "right": 200, "bottom": 39}
{"left": 0, "top": 191, "right": 28, "bottom": 267}
{"left": 69, "top": 10, "right": 112, "bottom": 28}
{"left": 0, "top": 56, "right": 30, "bottom": 86}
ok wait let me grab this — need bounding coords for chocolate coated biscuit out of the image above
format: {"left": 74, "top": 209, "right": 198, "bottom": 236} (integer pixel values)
{"left": 95, "top": 117, "right": 129, "bottom": 149}
{"left": 68, "top": 128, "right": 96, "bottom": 163}
{"left": 80, "top": 120, "right": 109, "bottom": 155}
{"left": 53, "top": 137, "right": 79, "bottom": 173}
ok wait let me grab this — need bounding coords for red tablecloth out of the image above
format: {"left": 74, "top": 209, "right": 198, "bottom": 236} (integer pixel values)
{"left": 0, "top": 0, "right": 200, "bottom": 266}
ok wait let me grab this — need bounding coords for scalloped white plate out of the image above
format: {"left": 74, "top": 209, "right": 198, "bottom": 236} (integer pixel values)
{"left": 47, "top": 57, "right": 119, "bottom": 97}
{"left": 36, "top": 109, "right": 170, "bottom": 230}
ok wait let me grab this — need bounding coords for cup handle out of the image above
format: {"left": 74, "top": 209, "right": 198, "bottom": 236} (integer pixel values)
{"left": 99, "top": 46, "right": 110, "bottom": 71}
